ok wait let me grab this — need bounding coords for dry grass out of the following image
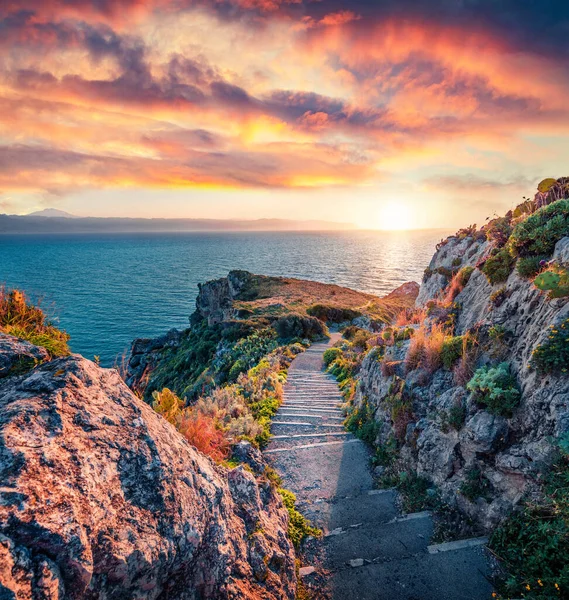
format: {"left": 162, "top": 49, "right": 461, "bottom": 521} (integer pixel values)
{"left": 395, "top": 307, "right": 426, "bottom": 326}
{"left": 233, "top": 274, "right": 416, "bottom": 325}
{"left": 453, "top": 335, "right": 480, "bottom": 386}
{"left": 153, "top": 388, "right": 231, "bottom": 462}
{"left": 405, "top": 323, "right": 447, "bottom": 374}
{"left": 0, "top": 287, "right": 70, "bottom": 357}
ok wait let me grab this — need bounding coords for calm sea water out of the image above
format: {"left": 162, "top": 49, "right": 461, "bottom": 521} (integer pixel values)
{"left": 0, "top": 230, "right": 448, "bottom": 365}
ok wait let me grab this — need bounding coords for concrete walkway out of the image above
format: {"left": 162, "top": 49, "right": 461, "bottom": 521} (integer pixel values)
{"left": 266, "top": 334, "right": 493, "bottom": 600}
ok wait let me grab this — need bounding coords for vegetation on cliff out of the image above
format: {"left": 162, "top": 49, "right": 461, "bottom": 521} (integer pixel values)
{"left": 324, "top": 178, "right": 569, "bottom": 596}
{"left": 0, "top": 287, "right": 69, "bottom": 359}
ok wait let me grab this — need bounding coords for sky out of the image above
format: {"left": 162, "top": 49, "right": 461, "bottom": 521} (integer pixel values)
{"left": 2, "top": 0, "right": 569, "bottom": 229}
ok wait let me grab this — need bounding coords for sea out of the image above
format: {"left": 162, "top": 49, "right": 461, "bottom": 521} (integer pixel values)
{"left": 0, "top": 230, "right": 450, "bottom": 365}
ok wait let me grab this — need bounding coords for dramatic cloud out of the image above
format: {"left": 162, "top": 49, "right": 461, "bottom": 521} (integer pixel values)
{"left": 2, "top": 0, "right": 569, "bottom": 225}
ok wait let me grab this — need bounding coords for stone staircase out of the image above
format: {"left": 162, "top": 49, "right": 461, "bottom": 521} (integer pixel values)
{"left": 266, "top": 334, "right": 494, "bottom": 600}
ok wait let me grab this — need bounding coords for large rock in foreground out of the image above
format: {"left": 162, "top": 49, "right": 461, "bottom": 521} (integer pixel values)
{"left": 0, "top": 339, "right": 296, "bottom": 599}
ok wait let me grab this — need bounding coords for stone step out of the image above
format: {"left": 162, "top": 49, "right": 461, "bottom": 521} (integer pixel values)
{"left": 272, "top": 432, "right": 351, "bottom": 440}
{"left": 265, "top": 438, "right": 363, "bottom": 454}
{"left": 268, "top": 432, "right": 354, "bottom": 450}
{"left": 267, "top": 432, "right": 374, "bottom": 502}
{"left": 300, "top": 489, "right": 398, "bottom": 531}
{"left": 279, "top": 408, "right": 342, "bottom": 414}
{"left": 318, "top": 512, "right": 433, "bottom": 568}
{"left": 327, "top": 545, "right": 493, "bottom": 600}
{"left": 282, "top": 401, "right": 341, "bottom": 406}
{"left": 273, "top": 415, "right": 344, "bottom": 423}
{"left": 271, "top": 421, "right": 346, "bottom": 428}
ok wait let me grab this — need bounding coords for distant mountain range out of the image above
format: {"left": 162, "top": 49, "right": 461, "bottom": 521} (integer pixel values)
{"left": 26, "top": 208, "right": 79, "bottom": 218}
{"left": 1, "top": 210, "right": 355, "bottom": 233}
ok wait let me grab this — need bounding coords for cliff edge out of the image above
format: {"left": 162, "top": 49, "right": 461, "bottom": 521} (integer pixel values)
{"left": 0, "top": 333, "right": 296, "bottom": 600}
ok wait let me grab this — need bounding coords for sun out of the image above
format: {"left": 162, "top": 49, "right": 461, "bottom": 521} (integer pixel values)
{"left": 377, "top": 201, "right": 412, "bottom": 230}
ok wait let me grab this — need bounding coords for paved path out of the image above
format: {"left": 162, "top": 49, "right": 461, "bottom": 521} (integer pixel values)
{"left": 266, "top": 334, "right": 493, "bottom": 600}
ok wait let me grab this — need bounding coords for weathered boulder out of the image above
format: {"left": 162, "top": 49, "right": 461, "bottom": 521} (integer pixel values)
{"left": 553, "top": 236, "right": 569, "bottom": 264}
{"left": 460, "top": 411, "right": 509, "bottom": 456}
{"left": 0, "top": 333, "right": 49, "bottom": 379}
{"left": 0, "top": 348, "right": 296, "bottom": 600}
{"left": 416, "top": 425, "right": 459, "bottom": 483}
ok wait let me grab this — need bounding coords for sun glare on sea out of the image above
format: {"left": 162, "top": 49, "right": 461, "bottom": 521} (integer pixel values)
{"left": 376, "top": 201, "right": 413, "bottom": 230}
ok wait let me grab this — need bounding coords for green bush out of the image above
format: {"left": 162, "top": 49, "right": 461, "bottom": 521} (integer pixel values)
{"left": 323, "top": 347, "right": 342, "bottom": 367}
{"left": 278, "top": 488, "right": 321, "bottom": 548}
{"left": 441, "top": 336, "right": 465, "bottom": 370}
{"left": 490, "top": 287, "right": 509, "bottom": 307}
{"left": 485, "top": 216, "right": 513, "bottom": 247}
{"left": 456, "top": 266, "right": 474, "bottom": 287}
{"left": 509, "top": 199, "right": 569, "bottom": 257}
{"left": 517, "top": 255, "right": 549, "bottom": 279}
{"left": 344, "top": 399, "right": 379, "bottom": 445}
{"left": 490, "top": 442, "right": 569, "bottom": 598}
{"left": 531, "top": 319, "right": 569, "bottom": 374}
{"left": 448, "top": 403, "right": 466, "bottom": 431}
{"left": 306, "top": 304, "right": 362, "bottom": 323}
{"left": 459, "top": 467, "right": 492, "bottom": 502}
{"left": 482, "top": 248, "right": 515, "bottom": 285}
{"left": 467, "top": 362, "right": 521, "bottom": 416}
{"left": 273, "top": 313, "right": 327, "bottom": 341}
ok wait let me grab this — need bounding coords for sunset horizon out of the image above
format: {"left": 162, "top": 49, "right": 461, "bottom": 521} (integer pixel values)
{"left": 3, "top": 1, "right": 569, "bottom": 230}
{"left": 2, "top": 3, "right": 569, "bottom": 599}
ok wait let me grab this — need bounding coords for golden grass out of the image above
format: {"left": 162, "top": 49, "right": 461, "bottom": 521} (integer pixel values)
{"left": 0, "top": 287, "right": 70, "bottom": 357}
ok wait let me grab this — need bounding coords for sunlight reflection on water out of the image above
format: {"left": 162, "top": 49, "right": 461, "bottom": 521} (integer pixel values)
{"left": 0, "top": 229, "right": 450, "bottom": 364}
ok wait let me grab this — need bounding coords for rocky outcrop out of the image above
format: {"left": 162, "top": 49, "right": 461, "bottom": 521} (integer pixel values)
{"left": 0, "top": 333, "right": 49, "bottom": 378}
{"left": 195, "top": 271, "right": 253, "bottom": 326}
{"left": 356, "top": 233, "right": 569, "bottom": 530}
{"left": 124, "top": 328, "right": 182, "bottom": 391}
{"left": 0, "top": 336, "right": 296, "bottom": 600}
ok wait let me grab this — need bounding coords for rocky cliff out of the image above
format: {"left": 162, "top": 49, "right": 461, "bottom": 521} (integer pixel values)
{"left": 0, "top": 333, "right": 296, "bottom": 600}
{"left": 351, "top": 190, "right": 569, "bottom": 530}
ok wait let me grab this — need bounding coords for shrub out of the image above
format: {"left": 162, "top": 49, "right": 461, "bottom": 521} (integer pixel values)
{"left": 277, "top": 488, "right": 321, "bottom": 548}
{"left": 512, "top": 198, "right": 535, "bottom": 219}
{"left": 534, "top": 268, "right": 569, "bottom": 299}
{"left": 153, "top": 388, "right": 230, "bottom": 461}
{"left": 448, "top": 402, "right": 466, "bottom": 431}
{"left": 490, "top": 287, "right": 509, "bottom": 307}
{"left": 490, "top": 442, "right": 569, "bottom": 599}
{"left": 306, "top": 304, "right": 361, "bottom": 323}
{"left": 531, "top": 319, "right": 569, "bottom": 374}
{"left": 537, "top": 177, "right": 558, "bottom": 193}
{"left": 467, "top": 362, "right": 521, "bottom": 416}
{"left": 444, "top": 267, "right": 474, "bottom": 303}
{"left": 482, "top": 248, "right": 515, "bottom": 285}
{"left": 0, "top": 288, "right": 70, "bottom": 358}
{"left": 178, "top": 412, "right": 231, "bottom": 462}
{"left": 517, "top": 255, "right": 549, "bottom": 279}
{"left": 344, "top": 399, "right": 379, "bottom": 445}
{"left": 323, "top": 347, "right": 342, "bottom": 367}
{"left": 405, "top": 323, "right": 447, "bottom": 374}
{"left": 509, "top": 199, "right": 569, "bottom": 257}
{"left": 385, "top": 378, "right": 414, "bottom": 442}
{"left": 485, "top": 216, "right": 513, "bottom": 247}
{"left": 273, "top": 313, "right": 327, "bottom": 341}
{"left": 441, "top": 336, "right": 465, "bottom": 370}
{"left": 459, "top": 467, "right": 492, "bottom": 502}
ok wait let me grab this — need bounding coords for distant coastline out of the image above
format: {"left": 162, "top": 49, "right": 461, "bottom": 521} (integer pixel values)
{"left": 0, "top": 214, "right": 356, "bottom": 234}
